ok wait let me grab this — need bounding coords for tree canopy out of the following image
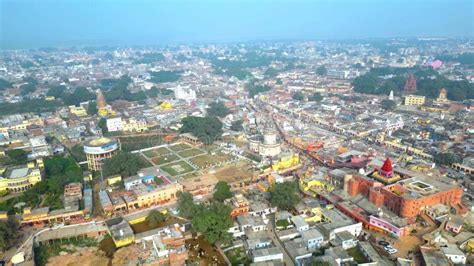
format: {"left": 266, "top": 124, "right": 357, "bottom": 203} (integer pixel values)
{"left": 269, "top": 181, "right": 301, "bottom": 210}
{"left": 213, "top": 181, "right": 232, "bottom": 202}
{"left": 136, "top": 53, "right": 165, "bottom": 64}
{"left": 0, "top": 78, "right": 13, "bottom": 91}
{"left": 264, "top": 67, "right": 279, "bottom": 78}
{"left": 0, "top": 99, "right": 62, "bottom": 115}
{"left": 248, "top": 84, "right": 271, "bottom": 98}
{"left": 191, "top": 202, "right": 233, "bottom": 245}
{"left": 0, "top": 218, "right": 18, "bottom": 251}
{"left": 180, "top": 116, "right": 223, "bottom": 144}
{"left": 292, "top": 91, "right": 305, "bottom": 101}
{"left": 6, "top": 149, "right": 28, "bottom": 165}
{"left": 308, "top": 92, "right": 323, "bottom": 102}
{"left": 316, "top": 65, "right": 328, "bottom": 75}
{"left": 353, "top": 67, "right": 474, "bottom": 101}
{"left": 149, "top": 70, "right": 181, "bottom": 83}
{"left": 207, "top": 101, "right": 230, "bottom": 118}
{"left": 102, "top": 75, "right": 147, "bottom": 102}
{"left": 230, "top": 120, "right": 244, "bottom": 132}
{"left": 177, "top": 191, "right": 199, "bottom": 219}
{"left": 146, "top": 210, "right": 167, "bottom": 227}
{"left": 434, "top": 153, "right": 461, "bottom": 166}
{"left": 380, "top": 99, "right": 396, "bottom": 110}
{"left": 47, "top": 86, "right": 95, "bottom": 105}
{"left": 102, "top": 152, "right": 149, "bottom": 177}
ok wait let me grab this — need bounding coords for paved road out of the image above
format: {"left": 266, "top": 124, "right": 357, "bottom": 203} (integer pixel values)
{"left": 268, "top": 213, "right": 295, "bottom": 266}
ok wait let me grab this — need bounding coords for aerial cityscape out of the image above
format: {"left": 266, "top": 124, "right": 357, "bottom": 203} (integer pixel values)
{"left": 0, "top": 1, "right": 473, "bottom": 266}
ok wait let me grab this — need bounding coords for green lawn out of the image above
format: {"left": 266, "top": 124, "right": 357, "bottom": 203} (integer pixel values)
{"left": 160, "top": 161, "right": 194, "bottom": 176}
{"left": 151, "top": 154, "right": 180, "bottom": 165}
{"left": 347, "top": 247, "right": 369, "bottom": 263}
{"left": 143, "top": 147, "right": 171, "bottom": 158}
{"left": 169, "top": 143, "right": 192, "bottom": 152}
{"left": 178, "top": 148, "right": 205, "bottom": 158}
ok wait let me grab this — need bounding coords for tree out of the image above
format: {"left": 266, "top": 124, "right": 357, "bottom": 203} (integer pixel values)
{"left": 0, "top": 218, "right": 18, "bottom": 251}
{"left": 177, "top": 191, "right": 199, "bottom": 219}
{"left": 207, "top": 101, "right": 230, "bottom": 118}
{"left": 102, "top": 152, "right": 149, "bottom": 177}
{"left": 264, "top": 67, "right": 279, "bottom": 78}
{"left": 248, "top": 84, "right": 271, "bottom": 98}
{"left": 98, "top": 118, "right": 108, "bottom": 134}
{"left": 20, "top": 83, "right": 36, "bottom": 96}
{"left": 0, "top": 79, "right": 12, "bottom": 91}
{"left": 353, "top": 73, "right": 378, "bottom": 94}
{"left": 63, "top": 87, "right": 95, "bottom": 105}
{"left": 6, "top": 149, "right": 28, "bottom": 165}
{"left": 434, "top": 153, "right": 461, "bottom": 166}
{"left": 192, "top": 202, "right": 233, "bottom": 245}
{"left": 316, "top": 66, "right": 328, "bottom": 75}
{"left": 87, "top": 101, "right": 98, "bottom": 115}
{"left": 0, "top": 99, "right": 62, "bottom": 116}
{"left": 380, "top": 99, "right": 396, "bottom": 110}
{"left": 149, "top": 71, "right": 181, "bottom": 83}
{"left": 213, "top": 181, "right": 232, "bottom": 202}
{"left": 146, "top": 210, "right": 166, "bottom": 227}
{"left": 70, "top": 145, "right": 87, "bottom": 162}
{"left": 269, "top": 181, "right": 301, "bottom": 210}
{"left": 230, "top": 120, "right": 243, "bottom": 131}
{"left": 180, "top": 116, "right": 223, "bottom": 144}
{"left": 308, "top": 92, "right": 323, "bottom": 102}
{"left": 47, "top": 85, "right": 67, "bottom": 98}
{"left": 292, "top": 91, "right": 304, "bottom": 101}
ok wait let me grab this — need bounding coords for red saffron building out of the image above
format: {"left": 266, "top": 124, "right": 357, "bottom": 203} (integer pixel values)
{"left": 345, "top": 158, "right": 463, "bottom": 219}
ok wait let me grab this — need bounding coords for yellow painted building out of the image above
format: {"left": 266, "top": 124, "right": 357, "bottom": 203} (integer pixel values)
{"left": 122, "top": 118, "right": 148, "bottom": 132}
{"left": 0, "top": 159, "right": 43, "bottom": 192}
{"left": 159, "top": 101, "right": 173, "bottom": 110}
{"left": 271, "top": 153, "right": 300, "bottom": 172}
{"left": 420, "top": 106, "right": 448, "bottom": 113}
{"left": 404, "top": 95, "right": 425, "bottom": 106}
{"left": 370, "top": 171, "right": 401, "bottom": 184}
{"left": 128, "top": 183, "right": 183, "bottom": 210}
{"left": 107, "top": 175, "right": 122, "bottom": 186}
{"left": 69, "top": 105, "right": 88, "bottom": 117}
{"left": 299, "top": 176, "right": 334, "bottom": 197}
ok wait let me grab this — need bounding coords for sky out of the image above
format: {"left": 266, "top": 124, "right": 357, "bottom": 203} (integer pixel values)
{"left": 0, "top": 0, "right": 473, "bottom": 49}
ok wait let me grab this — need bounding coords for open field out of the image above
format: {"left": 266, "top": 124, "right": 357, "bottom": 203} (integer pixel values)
{"left": 213, "top": 161, "right": 254, "bottom": 183}
{"left": 169, "top": 143, "right": 192, "bottom": 152}
{"left": 118, "top": 136, "right": 162, "bottom": 152}
{"left": 143, "top": 147, "right": 170, "bottom": 158}
{"left": 151, "top": 154, "right": 180, "bottom": 165}
{"left": 178, "top": 148, "right": 205, "bottom": 158}
{"left": 190, "top": 152, "right": 234, "bottom": 168}
{"left": 160, "top": 160, "right": 194, "bottom": 176}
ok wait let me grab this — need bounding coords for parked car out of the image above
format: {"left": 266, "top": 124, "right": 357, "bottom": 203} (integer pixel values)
{"left": 379, "top": 240, "right": 390, "bottom": 246}
{"left": 383, "top": 246, "right": 398, "bottom": 254}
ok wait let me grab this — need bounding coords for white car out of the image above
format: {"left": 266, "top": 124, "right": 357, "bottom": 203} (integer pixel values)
{"left": 384, "top": 246, "right": 398, "bottom": 254}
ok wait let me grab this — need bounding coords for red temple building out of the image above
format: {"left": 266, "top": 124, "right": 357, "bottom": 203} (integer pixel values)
{"left": 404, "top": 74, "right": 417, "bottom": 93}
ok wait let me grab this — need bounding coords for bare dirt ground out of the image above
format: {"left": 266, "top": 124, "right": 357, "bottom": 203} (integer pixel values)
{"left": 111, "top": 244, "right": 143, "bottom": 265}
{"left": 213, "top": 161, "right": 254, "bottom": 183}
{"left": 47, "top": 248, "right": 109, "bottom": 266}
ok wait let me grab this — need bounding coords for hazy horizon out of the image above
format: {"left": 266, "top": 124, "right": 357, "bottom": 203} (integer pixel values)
{"left": 1, "top": 0, "right": 473, "bottom": 49}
